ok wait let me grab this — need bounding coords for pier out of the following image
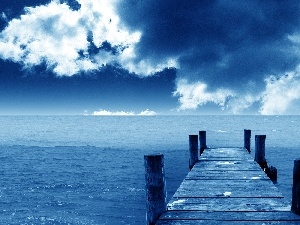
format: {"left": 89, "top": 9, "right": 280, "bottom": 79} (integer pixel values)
{"left": 145, "top": 130, "right": 300, "bottom": 224}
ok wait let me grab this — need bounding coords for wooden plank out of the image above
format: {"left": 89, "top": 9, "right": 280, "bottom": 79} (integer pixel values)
{"left": 201, "top": 147, "right": 248, "bottom": 154}
{"left": 186, "top": 170, "right": 269, "bottom": 180}
{"left": 156, "top": 220, "right": 300, "bottom": 225}
{"left": 177, "top": 178, "right": 276, "bottom": 187}
{"left": 200, "top": 148, "right": 250, "bottom": 159}
{"left": 156, "top": 147, "right": 298, "bottom": 224}
{"left": 159, "top": 211, "right": 300, "bottom": 221}
{"left": 167, "top": 197, "right": 290, "bottom": 211}
{"left": 202, "top": 147, "right": 247, "bottom": 153}
{"left": 199, "top": 158, "right": 250, "bottom": 161}
{"left": 173, "top": 179, "right": 283, "bottom": 198}
{"left": 173, "top": 187, "right": 283, "bottom": 198}
{"left": 192, "top": 160, "right": 262, "bottom": 171}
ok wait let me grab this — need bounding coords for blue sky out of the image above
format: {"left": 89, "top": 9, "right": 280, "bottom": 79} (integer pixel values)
{"left": 0, "top": 0, "right": 299, "bottom": 115}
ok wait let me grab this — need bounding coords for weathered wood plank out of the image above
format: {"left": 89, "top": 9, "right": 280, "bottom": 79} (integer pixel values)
{"left": 155, "top": 147, "right": 298, "bottom": 224}
{"left": 200, "top": 148, "right": 250, "bottom": 159}
{"left": 159, "top": 211, "right": 300, "bottom": 221}
{"left": 199, "top": 158, "right": 250, "bottom": 161}
{"left": 178, "top": 178, "right": 276, "bottom": 187}
{"left": 192, "top": 160, "right": 262, "bottom": 171}
{"left": 167, "top": 197, "right": 290, "bottom": 211}
{"left": 157, "top": 220, "right": 300, "bottom": 225}
{"left": 203, "top": 147, "right": 247, "bottom": 153}
{"left": 186, "top": 170, "right": 269, "bottom": 180}
{"left": 173, "top": 179, "right": 283, "bottom": 198}
{"left": 173, "top": 187, "right": 283, "bottom": 198}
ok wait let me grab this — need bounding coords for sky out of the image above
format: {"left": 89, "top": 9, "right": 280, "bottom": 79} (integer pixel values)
{"left": 0, "top": 0, "right": 299, "bottom": 115}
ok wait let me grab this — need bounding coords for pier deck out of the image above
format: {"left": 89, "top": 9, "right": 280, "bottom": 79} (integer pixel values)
{"left": 155, "top": 147, "right": 300, "bottom": 224}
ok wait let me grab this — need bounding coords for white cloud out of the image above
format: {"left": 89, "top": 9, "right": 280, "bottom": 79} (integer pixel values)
{"left": 92, "top": 109, "right": 157, "bottom": 116}
{"left": 260, "top": 67, "right": 300, "bottom": 115}
{"left": 288, "top": 33, "right": 300, "bottom": 44}
{"left": 228, "top": 94, "right": 261, "bottom": 114}
{"left": 92, "top": 109, "right": 135, "bottom": 116}
{"left": 174, "top": 67, "right": 300, "bottom": 115}
{"left": 0, "top": 0, "right": 176, "bottom": 76}
{"left": 173, "top": 79, "right": 235, "bottom": 111}
{"left": 138, "top": 109, "right": 157, "bottom": 116}
{"left": 1, "top": 12, "right": 8, "bottom": 22}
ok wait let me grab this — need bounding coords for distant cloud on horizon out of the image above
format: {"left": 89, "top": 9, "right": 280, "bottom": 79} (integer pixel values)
{"left": 138, "top": 109, "right": 157, "bottom": 116}
{"left": 91, "top": 109, "right": 157, "bottom": 116}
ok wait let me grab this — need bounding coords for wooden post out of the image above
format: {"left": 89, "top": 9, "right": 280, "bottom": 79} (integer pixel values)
{"left": 267, "top": 166, "right": 277, "bottom": 182}
{"left": 244, "top": 129, "right": 251, "bottom": 153}
{"left": 199, "top": 131, "right": 207, "bottom": 155}
{"left": 144, "top": 154, "right": 167, "bottom": 225}
{"left": 255, "top": 135, "right": 277, "bottom": 182}
{"left": 255, "top": 135, "right": 267, "bottom": 169}
{"left": 189, "top": 135, "right": 198, "bottom": 170}
{"left": 292, "top": 159, "right": 300, "bottom": 215}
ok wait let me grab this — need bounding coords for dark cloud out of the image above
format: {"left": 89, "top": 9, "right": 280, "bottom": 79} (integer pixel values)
{"left": 116, "top": 0, "right": 300, "bottom": 91}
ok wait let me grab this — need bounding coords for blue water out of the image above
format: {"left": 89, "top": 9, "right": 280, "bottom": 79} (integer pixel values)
{"left": 0, "top": 115, "right": 299, "bottom": 224}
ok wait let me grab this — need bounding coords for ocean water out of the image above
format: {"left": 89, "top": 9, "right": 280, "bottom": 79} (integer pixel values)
{"left": 0, "top": 115, "right": 299, "bottom": 224}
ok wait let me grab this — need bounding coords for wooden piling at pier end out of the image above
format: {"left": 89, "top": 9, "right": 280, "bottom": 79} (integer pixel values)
{"left": 145, "top": 130, "right": 300, "bottom": 224}
{"left": 244, "top": 129, "right": 251, "bottom": 153}
{"left": 189, "top": 135, "right": 198, "bottom": 170}
{"left": 292, "top": 159, "right": 300, "bottom": 215}
{"left": 144, "top": 154, "right": 167, "bottom": 225}
{"left": 255, "top": 135, "right": 278, "bottom": 182}
{"left": 199, "top": 130, "right": 207, "bottom": 155}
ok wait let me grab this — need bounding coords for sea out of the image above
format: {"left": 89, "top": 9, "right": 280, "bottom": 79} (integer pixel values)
{"left": 0, "top": 115, "right": 299, "bottom": 224}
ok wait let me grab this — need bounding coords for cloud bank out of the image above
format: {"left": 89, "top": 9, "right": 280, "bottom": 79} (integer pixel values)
{"left": 260, "top": 67, "right": 300, "bottom": 115}
{"left": 0, "top": 0, "right": 176, "bottom": 76}
{"left": 92, "top": 109, "right": 157, "bottom": 116}
{"left": 173, "top": 79, "right": 234, "bottom": 111}
{"left": 117, "top": 0, "right": 300, "bottom": 114}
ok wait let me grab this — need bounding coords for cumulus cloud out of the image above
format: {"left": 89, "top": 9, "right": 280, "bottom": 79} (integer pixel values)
{"left": 1, "top": 0, "right": 299, "bottom": 114}
{"left": 92, "top": 109, "right": 135, "bottom": 116}
{"left": 92, "top": 109, "right": 157, "bottom": 116}
{"left": 228, "top": 94, "right": 261, "bottom": 115}
{"left": 0, "top": 0, "right": 176, "bottom": 76}
{"left": 260, "top": 67, "right": 300, "bottom": 115}
{"left": 138, "top": 109, "right": 157, "bottom": 116}
{"left": 117, "top": 1, "right": 299, "bottom": 85}
{"left": 173, "top": 79, "right": 235, "bottom": 111}
{"left": 117, "top": 0, "right": 300, "bottom": 113}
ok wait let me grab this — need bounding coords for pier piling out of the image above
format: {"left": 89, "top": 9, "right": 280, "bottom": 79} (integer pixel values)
{"left": 254, "top": 135, "right": 277, "bottom": 182}
{"left": 189, "top": 135, "right": 198, "bottom": 170}
{"left": 244, "top": 129, "right": 251, "bottom": 153}
{"left": 144, "top": 154, "right": 167, "bottom": 225}
{"left": 146, "top": 129, "right": 296, "bottom": 224}
{"left": 199, "top": 130, "right": 207, "bottom": 155}
{"left": 266, "top": 165, "right": 278, "bottom": 181}
{"left": 255, "top": 135, "right": 267, "bottom": 169}
{"left": 292, "top": 159, "right": 300, "bottom": 215}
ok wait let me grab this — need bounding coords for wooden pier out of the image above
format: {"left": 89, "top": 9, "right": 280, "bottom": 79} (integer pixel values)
{"left": 145, "top": 131, "right": 300, "bottom": 224}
